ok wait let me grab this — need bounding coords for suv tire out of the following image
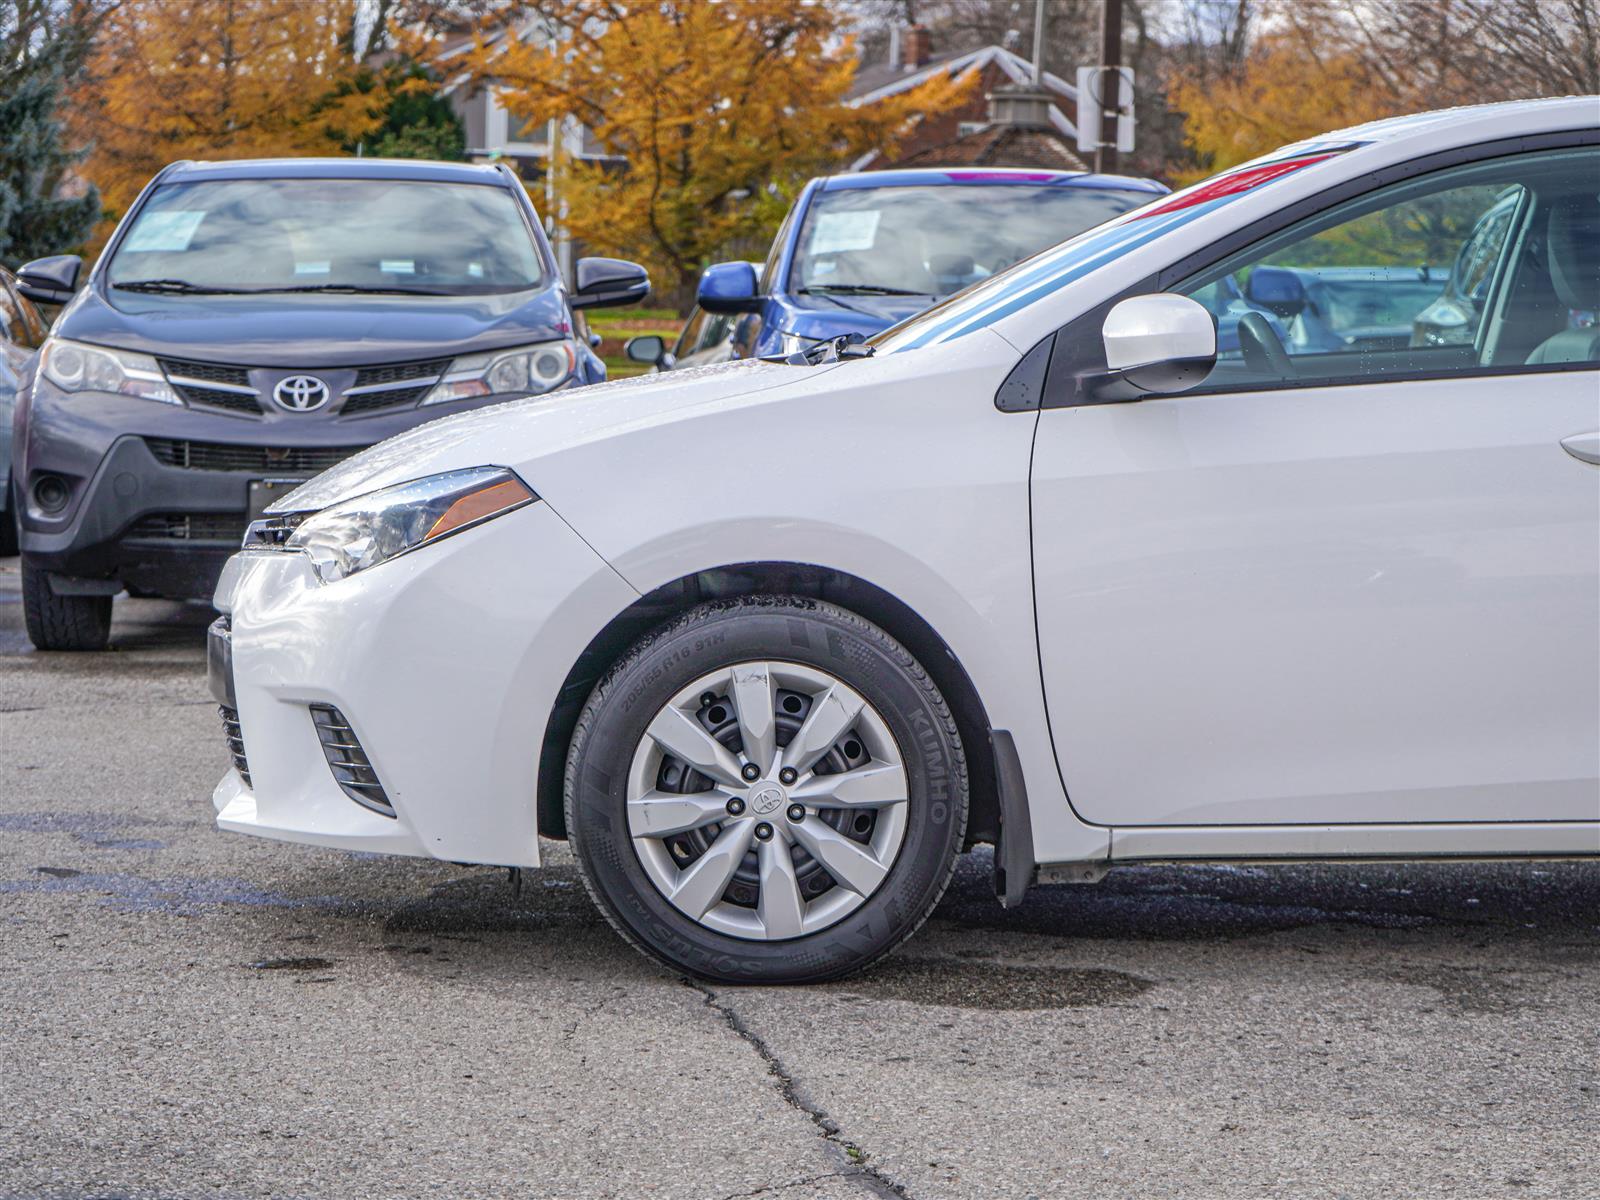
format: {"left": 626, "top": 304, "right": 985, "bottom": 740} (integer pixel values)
{"left": 22, "top": 556, "right": 112, "bottom": 651}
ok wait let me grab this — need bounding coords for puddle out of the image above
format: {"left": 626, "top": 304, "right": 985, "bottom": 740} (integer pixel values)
{"left": 834, "top": 957, "right": 1154, "bottom": 1011}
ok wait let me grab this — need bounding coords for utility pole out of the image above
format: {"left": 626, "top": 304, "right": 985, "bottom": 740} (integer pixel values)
{"left": 1031, "top": 0, "right": 1046, "bottom": 85}
{"left": 1096, "top": 0, "right": 1122, "bottom": 175}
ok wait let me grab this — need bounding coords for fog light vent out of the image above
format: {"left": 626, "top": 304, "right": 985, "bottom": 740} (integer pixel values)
{"left": 309, "top": 705, "right": 394, "bottom": 817}
{"left": 219, "top": 706, "right": 251, "bottom": 787}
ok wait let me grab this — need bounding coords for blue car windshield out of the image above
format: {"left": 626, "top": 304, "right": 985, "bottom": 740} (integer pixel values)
{"left": 106, "top": 178, "right": 546, "bottom": 296}
{"left": 790, "top": 184, "right": 1150, "bottom": 300}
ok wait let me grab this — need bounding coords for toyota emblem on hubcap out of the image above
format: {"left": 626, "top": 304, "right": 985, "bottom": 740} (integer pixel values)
{"left": 749, "top": 784, "right": 786, "bottom": 815}
{"left": 273, "top": 375, "right": 331, "bottom": 412}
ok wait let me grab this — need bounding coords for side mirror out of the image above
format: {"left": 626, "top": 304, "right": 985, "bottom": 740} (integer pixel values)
{"left": 17, "top": 254, "right": 83, "bottom": 306}
{"left": 1102, "top": 293, "right": 1216, "bottom": 396}
{"left": 1244, "top": 266, "right": 1306, "bottom": 319}
{"left": 624, "top": 334, "right": 674, "bottom": 370}
{"left": 571, "top": 257, "right": 650, "bottom": 309}
{"left": 697, "top": 261, "right": 762, "bottom": 314}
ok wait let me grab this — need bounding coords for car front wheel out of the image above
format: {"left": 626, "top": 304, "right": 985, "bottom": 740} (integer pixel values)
{"left": 21, "top": 556, "right": 112, "bottom": 652}
{"left": 565, "top": 596, "right": 968, "bottom": 983}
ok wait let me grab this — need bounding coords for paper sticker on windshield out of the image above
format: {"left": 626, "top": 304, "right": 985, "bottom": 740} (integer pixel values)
{"left": 123, "top": 211, "right": 206, "bottom": 252}
{"left": 809, "top": 211, "right": 880, "bottom": 254}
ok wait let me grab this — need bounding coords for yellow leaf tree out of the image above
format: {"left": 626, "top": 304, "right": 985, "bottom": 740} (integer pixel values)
{"left": 439, "top": 1, "right": 974, "bottom": 305}
{"left": 72, "top": 0, "right": 387, "bottom": 238}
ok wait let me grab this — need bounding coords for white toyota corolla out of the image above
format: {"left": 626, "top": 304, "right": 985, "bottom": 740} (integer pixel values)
{"left": 210, "top": 99, "right": 1600, "bottom": 982}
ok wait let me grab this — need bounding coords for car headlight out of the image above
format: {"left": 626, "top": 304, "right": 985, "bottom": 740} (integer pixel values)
{"left": 40, "top": 337, "right": 179, "bottom": 405}
{"left": 423, "top": 340, "right": 577, "bottom": 405}
{"left": 245, "top": 467, "right": 537, "bottom": 584}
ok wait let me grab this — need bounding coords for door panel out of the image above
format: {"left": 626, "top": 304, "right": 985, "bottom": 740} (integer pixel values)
{"left": 1032, "top": 370, "right": 1600, "bottom": 826}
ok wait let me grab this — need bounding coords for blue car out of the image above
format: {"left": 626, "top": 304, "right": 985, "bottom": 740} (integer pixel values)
{"left": 627, "top": 167, "right": 1166, "bottom": 370}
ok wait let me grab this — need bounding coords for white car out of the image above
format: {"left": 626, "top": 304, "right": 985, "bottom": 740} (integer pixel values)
{"left": 209, "top": 99, "right": 1600, "bottom": 983}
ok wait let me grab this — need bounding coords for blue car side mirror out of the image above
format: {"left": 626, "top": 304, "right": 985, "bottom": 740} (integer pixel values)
{"left": 1244, "top": 266, "right": 1307, "bottom": 319}
{"left": 697, "top": 262, "right": 763, "bottom": 315}
{"left": 17, "top": 254, "right": 83, "bottom": 306}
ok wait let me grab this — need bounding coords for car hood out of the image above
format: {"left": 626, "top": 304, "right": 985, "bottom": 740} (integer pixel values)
{"left": 56, "top": 286, "right": 574, "bottom": 367}
{"left": 773, "top": 292, "right": 931, "bottom": 342}
{"left": 271, "top": 357, "right": 841, "bottom": 514}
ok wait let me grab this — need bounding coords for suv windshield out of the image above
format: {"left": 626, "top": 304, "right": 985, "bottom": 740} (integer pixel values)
{"left": 106, "top": 178, "right": 546, "bottom": 296}
{"left": 791, "top": 183, "right": 1150, "bottom": 299}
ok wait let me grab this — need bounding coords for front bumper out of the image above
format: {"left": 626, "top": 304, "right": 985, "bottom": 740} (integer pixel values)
{"left": 208, "top": 499, "right": 638, "bottom": 867}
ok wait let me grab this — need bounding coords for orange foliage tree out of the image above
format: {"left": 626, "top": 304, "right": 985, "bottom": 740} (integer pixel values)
{"left": 1169, "top": 34, "right": 1397, "bottom": 183}
{"left": 72, "top": 0, "right": 386, "bottom": 237}
{"left": 435, "top": 1, "right": 974, "bottom": 304}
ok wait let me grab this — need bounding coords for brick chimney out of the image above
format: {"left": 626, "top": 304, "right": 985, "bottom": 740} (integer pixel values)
{"left": 902, "top": 24, "right": 932, "bottom": 70}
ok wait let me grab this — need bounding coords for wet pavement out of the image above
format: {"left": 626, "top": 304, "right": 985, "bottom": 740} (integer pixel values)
{"left": 2, "top": 555, "right": 1597, "bottom": 1199}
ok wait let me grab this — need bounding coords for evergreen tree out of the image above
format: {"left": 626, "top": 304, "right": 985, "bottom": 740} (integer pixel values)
{"left": 0, "top": 0, "right": 100, "bottom": 266}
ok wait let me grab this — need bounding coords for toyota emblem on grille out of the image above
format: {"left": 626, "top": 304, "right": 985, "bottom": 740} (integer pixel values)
{"left": 273, "top": 375, "right": 331, "bottom": 412}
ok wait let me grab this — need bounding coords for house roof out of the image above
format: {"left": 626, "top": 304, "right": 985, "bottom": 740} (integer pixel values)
{"left": 846, "top": 44, "right": 1081, "bottom": 141}
{"left": 890, "top": 123, "right": 1089, "bottom": 172}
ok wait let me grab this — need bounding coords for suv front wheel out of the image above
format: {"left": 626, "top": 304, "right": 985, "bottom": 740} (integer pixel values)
{"left": 21, "top": 556, "right": 112, "bottom": 651}
{"left": 566, "top": 596, "right": 968, "bottom": 983}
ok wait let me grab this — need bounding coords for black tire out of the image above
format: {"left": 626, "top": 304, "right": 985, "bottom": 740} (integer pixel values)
{"left": 21, "top": 556, "right": 112, "bottom": 651}
{"left": 565, "top": 595, "right": 968, "bottom": 984}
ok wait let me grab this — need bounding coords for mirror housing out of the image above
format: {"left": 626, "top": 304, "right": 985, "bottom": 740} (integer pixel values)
{"left": 1244, "top": 266, "right": 1307, "bottom": 319}
{"left": 17, "top": 254, "right": 82, "bottom": 306}
{"left": 624, "top": 333, "right": 674, "bottom": 370}
{"left": 697, "top": 261, "right": 762, "bottom": 314}
{"left": 1102, "top": 293, "right": 1216, "bottom": 396}
{"left": 571, "top": 257, "right": 650, "bottom": 309}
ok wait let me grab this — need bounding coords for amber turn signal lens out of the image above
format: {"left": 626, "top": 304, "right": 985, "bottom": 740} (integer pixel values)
{"left": 425, "top": 477, "right": 536, "bottom": 541}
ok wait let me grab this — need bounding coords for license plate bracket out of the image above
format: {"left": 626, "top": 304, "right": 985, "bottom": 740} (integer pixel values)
{"left": 247, "top": 479, "right": 304, "bottom": 522}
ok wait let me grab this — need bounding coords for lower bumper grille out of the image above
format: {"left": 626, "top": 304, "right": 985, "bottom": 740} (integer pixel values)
{"left": 310, "top": 705, "right": 395, "bottom": 817}
{"left": 126, "top": 512, "right": 252, "bottom": 543}
{"left": 219, "top": 705, "right": 252, "bottom": 787}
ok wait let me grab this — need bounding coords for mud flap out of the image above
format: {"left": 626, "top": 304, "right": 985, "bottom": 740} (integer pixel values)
{"left": 990, "top": 730, "right": 1036, "bottom": 908}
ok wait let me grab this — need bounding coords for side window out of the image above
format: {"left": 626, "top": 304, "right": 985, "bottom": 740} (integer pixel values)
{"left": 1174, "top": 146, "right": 1598, "bottom": 392}
{"left": 0, "top": 279, "right": 20, "bottom": 347}
{"left": 673, "top": 308, "right": 709, "bottom": 359}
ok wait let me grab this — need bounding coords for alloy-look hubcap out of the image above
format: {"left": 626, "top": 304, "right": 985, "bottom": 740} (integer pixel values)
{"left": 625, "top": 660, "right": 909, "bottom": 940}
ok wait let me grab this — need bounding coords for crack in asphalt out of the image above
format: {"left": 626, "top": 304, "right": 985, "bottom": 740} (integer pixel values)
{"left": 686, "top": 979, "right": 914, "bottom": 1200}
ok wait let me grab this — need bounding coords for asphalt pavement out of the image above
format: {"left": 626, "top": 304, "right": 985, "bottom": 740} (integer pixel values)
{"left": 2, "top": 554, "right": 1596, "bottom": 1199}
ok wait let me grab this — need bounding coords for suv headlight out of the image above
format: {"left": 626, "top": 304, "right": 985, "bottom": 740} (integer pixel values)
{"left": 40, "top": 337, "right": 179, "bottom": 405}
{"left": 245, "top": 467, "right": 537, "bottom": 584}
{"left": 424, "top": 340, "right": 577, "bottom": 405}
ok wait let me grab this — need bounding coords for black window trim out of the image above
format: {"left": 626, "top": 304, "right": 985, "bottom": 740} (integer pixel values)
{"left": 1031, "top": 127, "right": 1600, "bottom": 411}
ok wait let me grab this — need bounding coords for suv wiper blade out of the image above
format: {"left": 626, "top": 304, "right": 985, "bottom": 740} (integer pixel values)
{"left": 251, "top": 284, "right": 455, "bottom": 297}
{"left": 112, "top": 279, "right": 246, "bottom": 295}
{"left": 800, "top": 284, "right": 927, "bottom": 297}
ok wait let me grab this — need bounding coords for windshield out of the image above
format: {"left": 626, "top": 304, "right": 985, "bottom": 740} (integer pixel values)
{"left": 106, "top": 178, "right": 546, "bottom": 296}
{"left": 790, "top": 184, "right": 1149, "bottom": 299}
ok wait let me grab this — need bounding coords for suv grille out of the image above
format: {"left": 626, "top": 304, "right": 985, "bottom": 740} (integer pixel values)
{"left": 341, "top": 358, "right": 450, "bottom": 416}
{"left": 126, "top": 512, "right": 251, "bottom": 542}
{"left": 310, "top": 705, "right": 394, "bottom": 817}
{"left": 353, "top": 358, "right": 451, "bottom": 388}
{"left": 145, "top": 437, "right": 363, "bottom": 473}
{"left": 158, "top": 358, "right": 262, "bottom": 413}
{"left": 219, "top": 705, "right": 252, "bottom": 786}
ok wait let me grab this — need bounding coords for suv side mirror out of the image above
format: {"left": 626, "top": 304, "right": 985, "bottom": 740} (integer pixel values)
{"left": 17, "top": 254, "right": 83, "bottom": 306}
{"left": 1244, "top": 266, "right": 1307, "bottom": 319}
{"left": 1102, "top": 293, "right": 1216, "bottom": 396}
{"left": 697, "top": 262, "right": 762, "bottom": 314}
{"left": 571, "top": 257, "right": 651, "bottom": 309}
{"left": 624, "top": 334, "right": 675, "bottom": 370}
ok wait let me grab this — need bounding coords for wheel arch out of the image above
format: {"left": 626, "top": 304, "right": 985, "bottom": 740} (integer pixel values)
{"left": 536, "top": 561, "right": 1001, "bottom": 848}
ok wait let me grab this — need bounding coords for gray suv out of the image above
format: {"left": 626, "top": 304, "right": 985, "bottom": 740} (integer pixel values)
{"left": 12, "top": 156, "right": 648, "bottom": 650}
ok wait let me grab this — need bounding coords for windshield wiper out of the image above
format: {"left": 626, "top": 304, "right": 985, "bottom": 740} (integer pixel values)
{"left": 799, "top": 284, "right": 928, "bottom": 297}
{"left": 112, "top": 279, "right": 248, "bottom": 295}
{"left": 248, "top": 284, "right": 455, "bottom": 297}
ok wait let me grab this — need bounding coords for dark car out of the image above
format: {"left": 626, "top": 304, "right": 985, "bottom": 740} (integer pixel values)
{"left": 625, "top": 166, "right": 1166, "bottom": 370}
{"left": 11, "top": 157, "right": 647, "bottom": 650}
{"left": 0, "top": 264, "right": 51, "bottom": 555}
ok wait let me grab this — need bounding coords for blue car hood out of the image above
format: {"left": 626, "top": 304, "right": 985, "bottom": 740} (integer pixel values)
{"left": 771, "top": 291, "right": 929, "bottom": 342}
{"left": 56, "top": 286, "right": 573, "bottom": 367}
